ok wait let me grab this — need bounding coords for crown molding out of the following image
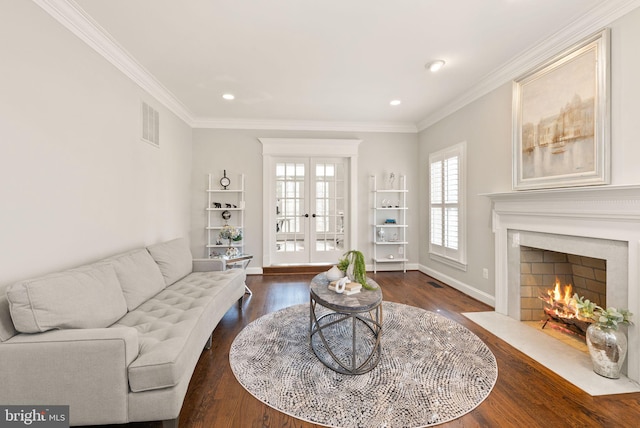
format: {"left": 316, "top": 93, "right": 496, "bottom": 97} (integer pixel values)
{"left": 191, "top": 118, "right": 418, "bottom": 133}
{"left": 417, "top": 0, "right": 640, "bottom": 132}
{"left": 32, "top": 0, "right": 194, "bottom": 125}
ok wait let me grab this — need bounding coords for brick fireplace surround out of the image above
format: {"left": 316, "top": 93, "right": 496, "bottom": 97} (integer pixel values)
{"left": 466, "top": 185, "right": 640, "bottom": 395}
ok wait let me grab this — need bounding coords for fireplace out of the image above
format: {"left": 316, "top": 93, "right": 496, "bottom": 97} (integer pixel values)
{"left": 520, "top": 246, "right": 607, "bottom": 337}
{"left": 478, "top": 185, "right": 640, "bottom": 394}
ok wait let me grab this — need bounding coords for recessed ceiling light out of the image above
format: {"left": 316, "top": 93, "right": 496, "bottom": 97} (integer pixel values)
{"left": 426, "top": 60, "right": 446, "bottom": 73}
{"left": 222, "top": 93, "right": 235, "bottom": 100}
{"left": 390, "top": 99, "right": 402, "bottom": 106}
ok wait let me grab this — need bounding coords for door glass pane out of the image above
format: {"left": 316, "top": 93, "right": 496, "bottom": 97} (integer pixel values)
{"left": 314, "top": 161, "right": 344, "bottom": 252}
{"left": 276, "top": 162, "right": 305, "bottom": 253}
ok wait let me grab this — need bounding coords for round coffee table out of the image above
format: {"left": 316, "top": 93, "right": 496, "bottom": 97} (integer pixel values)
{"left": 309, "top": 273, "right": 383, "bottom": 375}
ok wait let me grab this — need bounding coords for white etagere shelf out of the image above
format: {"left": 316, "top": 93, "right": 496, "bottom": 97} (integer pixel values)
{"left": 371, "top": 174, "right": 408, "bottom": 273}
{"left": 206, "top": 173, "right": 245, "bottom": 257}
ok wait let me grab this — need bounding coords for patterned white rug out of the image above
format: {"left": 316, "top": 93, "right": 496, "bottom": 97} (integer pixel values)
{"left": 230, "top": 302, "right": 497, "bottom": 427}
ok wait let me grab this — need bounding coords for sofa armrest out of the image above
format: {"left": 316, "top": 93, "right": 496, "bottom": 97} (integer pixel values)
{"left": 192, "top": 258, "right": 224, "bottom": 272}
{"left": 0, "top": 327, "right": 139, "bottom": 426}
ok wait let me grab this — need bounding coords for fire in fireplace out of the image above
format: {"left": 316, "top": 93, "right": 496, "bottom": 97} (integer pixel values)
{"left": 539, "top": 278, "right": 596, "bottom": 336}
{"left": 519, "top": 246, "right": 607, "bottom": 338}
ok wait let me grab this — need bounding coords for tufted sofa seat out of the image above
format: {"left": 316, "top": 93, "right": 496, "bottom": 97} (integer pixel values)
{"left": 119, "top": 271, "right": 243, "bottom": 393}
{"left": 0, "top": 238, "right": 246, "bottom": 427}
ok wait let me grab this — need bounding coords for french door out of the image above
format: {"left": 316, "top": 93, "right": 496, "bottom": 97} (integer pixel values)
{"left": 271, "top": 157, "right": 347, "bottom": 265}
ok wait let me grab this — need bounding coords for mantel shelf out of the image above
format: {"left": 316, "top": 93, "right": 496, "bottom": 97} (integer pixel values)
{"left": 481, "top": 184, "right": 640, "bottom": 202}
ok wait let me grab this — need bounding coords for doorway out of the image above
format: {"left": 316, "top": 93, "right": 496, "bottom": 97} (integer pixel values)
{"left": 260, "top": 138, "right": 360, "bottom": 267}
{"left": 272, "top": 158, "right": 346, "bottom": 265}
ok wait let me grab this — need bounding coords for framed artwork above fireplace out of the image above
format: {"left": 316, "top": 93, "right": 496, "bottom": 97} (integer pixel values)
{"left": 512, "top": 29, "right": 610, "bottom": 190}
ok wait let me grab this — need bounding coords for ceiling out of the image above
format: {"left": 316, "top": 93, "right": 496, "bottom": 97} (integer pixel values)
{"left": 46, "top": 0, "right": 640, "bottom": 131}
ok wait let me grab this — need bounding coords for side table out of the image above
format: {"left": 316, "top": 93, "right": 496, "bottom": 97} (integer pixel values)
{"left": 198, "top": 254, "right": 253, "bottom": 295}
{"left": 309, "top": 273, "right": 383, "bottom": 375}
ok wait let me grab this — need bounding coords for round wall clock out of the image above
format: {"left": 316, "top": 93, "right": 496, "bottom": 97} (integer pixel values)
{"left": 221, "top": 210, "right": 231, "bottom": 220}
{"left": 220, "top": 170, "right": 231, "bottom": 189}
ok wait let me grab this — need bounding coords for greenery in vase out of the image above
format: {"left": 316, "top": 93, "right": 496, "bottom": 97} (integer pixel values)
{"left": 336, "top": 257, "right": 349, "bottom": 273}
{"left": 574, "top": 294, "right": 633, "bottom": 329}
{"left": 342, "top": 250, "right": 377, "bottom": 290}
{"left": 595, "top": 307, "right": 633, "bottom": 330}
{"left": 573, "top": 294, "right": 597, "bottom": 320}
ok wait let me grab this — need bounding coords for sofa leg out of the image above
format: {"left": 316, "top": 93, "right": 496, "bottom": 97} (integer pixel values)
{"left": 204, "top": 333, "right": 212, "bottom": 350}
{"left": 162, "top": 418, "right": 178, "bottom": 428}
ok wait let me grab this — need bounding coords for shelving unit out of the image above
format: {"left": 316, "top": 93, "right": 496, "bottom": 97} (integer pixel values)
{"left": 206, "top": 173, "right": 245, "bottom": 258}
{"left": 371, "top": 174, "right": 408, "bottom": 273}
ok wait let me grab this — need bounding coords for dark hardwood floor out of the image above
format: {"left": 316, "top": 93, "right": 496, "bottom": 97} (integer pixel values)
{"left": 96, "top": 271, "right": 640, "bottom": 428}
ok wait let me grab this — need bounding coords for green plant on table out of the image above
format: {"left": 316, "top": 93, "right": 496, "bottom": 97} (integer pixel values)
{"left": 336, "top": 257, "right": 349, "bottom": 273}
{"left": 343, "top": 250, "right": 377, "bottom": 290}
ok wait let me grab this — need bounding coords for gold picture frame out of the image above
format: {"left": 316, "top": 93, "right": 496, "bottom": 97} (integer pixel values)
{"left": 512, "top": 29, "right": 610, "bottom": 190}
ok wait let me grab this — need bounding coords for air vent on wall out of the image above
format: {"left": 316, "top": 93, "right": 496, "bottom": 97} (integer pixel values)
{"left": 141, "top": 101, "right": 159, "bottom": 147}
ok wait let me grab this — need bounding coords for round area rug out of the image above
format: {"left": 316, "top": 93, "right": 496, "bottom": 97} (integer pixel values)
{"left": 230, "top": 302, "right": 497, "bottom": 428}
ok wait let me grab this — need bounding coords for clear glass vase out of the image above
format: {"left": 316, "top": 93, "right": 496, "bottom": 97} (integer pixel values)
{"left": 586, "top": 323, "right": 628, "bottom": 379}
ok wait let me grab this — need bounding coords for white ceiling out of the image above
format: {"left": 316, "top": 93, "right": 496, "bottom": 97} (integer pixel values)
{"left": 47, "top": 0, "right": 640, "bottom": 131}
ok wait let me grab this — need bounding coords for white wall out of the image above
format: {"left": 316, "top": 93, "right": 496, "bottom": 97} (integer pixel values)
{"left": 418, "top": 7, "right": 640, "bottom": 305}
{"left": 191, "top": 129, "right": 418, "bottom": 270}
{"left": 0, "top": 1, "right": 193, "bottom": 286}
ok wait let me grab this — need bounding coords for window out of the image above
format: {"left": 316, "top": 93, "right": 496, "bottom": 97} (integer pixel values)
{"left": 429, "top": 142, "right": 466, "bottom": 270}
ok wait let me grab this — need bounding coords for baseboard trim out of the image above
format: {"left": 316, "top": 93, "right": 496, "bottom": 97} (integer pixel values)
{"left": 418, "top": 264, "right": 495, "bottom": 307}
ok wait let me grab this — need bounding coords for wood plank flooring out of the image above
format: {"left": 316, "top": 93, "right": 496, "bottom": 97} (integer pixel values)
{"left": 93, "top": 272, "right": 640, "bottom": 428}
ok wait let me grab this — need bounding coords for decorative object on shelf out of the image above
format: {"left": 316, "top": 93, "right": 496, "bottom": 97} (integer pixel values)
{"left": 512, "top": 29, "right": 610, "bottom": 190}
{"left": 220, "top": 225, "right": 242, "bottom": 258}
{"left": 386, "top": 172, "right": 396, "bottom": 190}
{"left": 384, "top": 219, "right": 396, "bottom": 224}
{"left": 219, "top": 224, "right": 242, "bottom": 242}
{"left": 221, "top": 210, "right": 231, "bottom": 221}
{"left": 212, "top": 202, "right": 222, "bottom": 208}
{"left": 342, "top": 250, "right": 377, "bottom": 290}
{"left": 377, "top": 227, "right": 385, "bottom": 242}
{"left": 584, "top": 305, "right": 633, "bottom": 379}
{"left": 220, "top": 169, "right": 231, "bottom": 190}
{"left": 226, "top": 247, "right": 239, "bottom": 257}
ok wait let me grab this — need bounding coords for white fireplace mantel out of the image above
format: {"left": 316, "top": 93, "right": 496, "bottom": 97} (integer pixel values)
{"left": 485, "top": 184, "right": 640, "bottom": 384}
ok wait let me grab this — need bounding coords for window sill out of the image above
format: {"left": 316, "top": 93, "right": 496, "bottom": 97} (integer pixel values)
{"left": 429, "top": 253, "right": 467, "bottom": 272}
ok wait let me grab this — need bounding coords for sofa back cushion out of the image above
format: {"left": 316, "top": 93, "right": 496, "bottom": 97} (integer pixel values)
{"left": 0, "top": 284, "right": 18, "bottom": 341}
{"left": 6, "top": 264, "right": 127, "bottom": 333}
{"left": 106, "top": 249, "right": 166, "bottom": 311}
{"left": 146, "top": 238, "right": 193, "bottom": 286}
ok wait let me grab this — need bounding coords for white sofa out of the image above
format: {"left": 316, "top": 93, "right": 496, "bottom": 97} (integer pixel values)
{"left": 0, "top": 238, "right": 246, "bottom": 427}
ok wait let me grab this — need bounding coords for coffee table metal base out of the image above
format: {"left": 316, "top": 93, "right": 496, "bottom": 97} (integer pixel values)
{"left": 309, "top": 297, "right": 382, "bottom": 375}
